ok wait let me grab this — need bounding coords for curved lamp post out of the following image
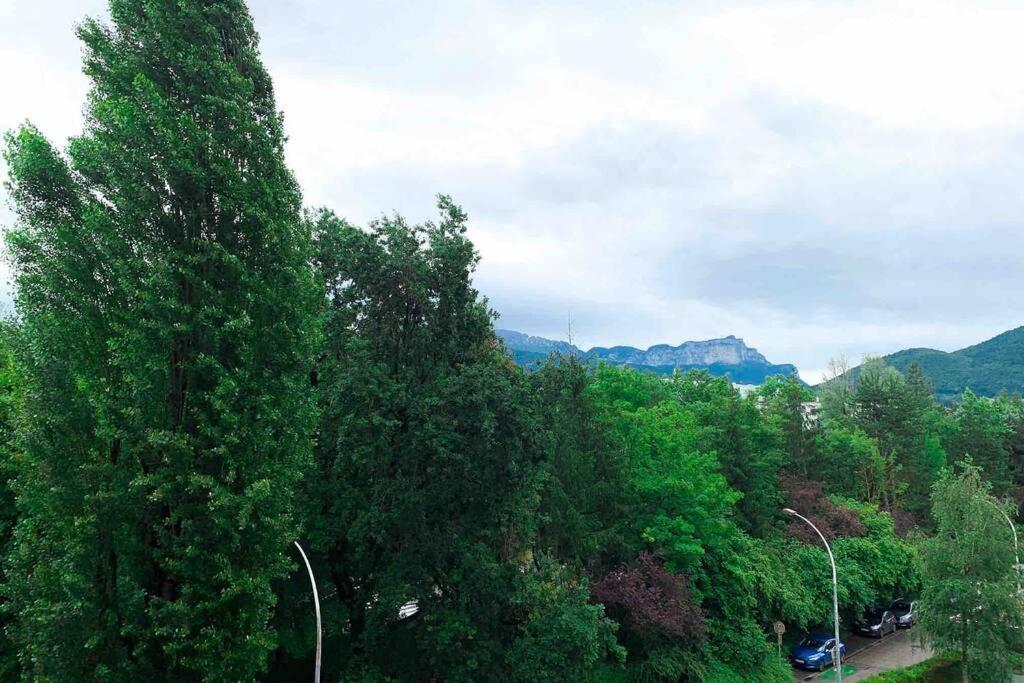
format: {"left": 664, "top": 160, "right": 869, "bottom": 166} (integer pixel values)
{"left": 294, "top": 541, "right": 322, "bottom": 683}
{"left": 986, "top": 499, "right": 1022, "bottom": 595}
{"left": 784, "top": 508, "right": 843, "bottom": 682}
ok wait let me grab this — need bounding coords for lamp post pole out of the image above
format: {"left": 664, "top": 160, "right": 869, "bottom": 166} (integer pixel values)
{"left": 294, "top": 541, "right": 322, "bottom": 683}
{"left": 986, "top": 499, "right": 1021, "bottom": 595}
{"left": 785, "top": 508, "right": 843, "bottom": 682}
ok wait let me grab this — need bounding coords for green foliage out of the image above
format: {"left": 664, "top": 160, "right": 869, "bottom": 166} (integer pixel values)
{"left": 669, "top": 372, "right": 784, "bottom": 536}
{"left": 504, "top": 558, "right": 625, "bottom": 682}
{"left": 753, "top": 374, "right": 815, "bottom": 477}
{"left": 306, "top": 202, "right": 620, "bottom": 680}
{"left": 699, "top": 655, "right": 793, "bottom": 683}
{"left": 530, "top": 356, "right": 631, "bottom": 567}
{"left": 817, "top": 426, "right": 886, "bottom": 503}
{"left": 582, "top": 367, "right": 774, "bottom": 679}
{"left": 860, "top": 651, "right": 960, "bottom": 682}
{"left": 523, "top": 361, "right": 924, "bottom": 680}
{"left": 818, "top": 358, "right": 949, "bottom": 518}
{"left": 584, "top": 368, "right": 742, "bottom": 573}
{"left": 831, "top": 499, "right": 921, "bottom": 614}
{"left": 0, "top": 327, "right": 21, "bottom": 680}
{"left": 746, "top": 501, "right": 919, "bottom": 632}
{"left": 628, "top": 400, "right": 739, "bottom": 571}
{"left": 945, "top": 391, "right": 1013, "bottom": 496}
{"left": 920, "top": 461, "right": 1024, "bottom": 681}
{"left": 3, "top": 1, "right": 318, "bottom": 678}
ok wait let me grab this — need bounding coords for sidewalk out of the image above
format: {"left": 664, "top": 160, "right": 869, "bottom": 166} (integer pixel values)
{"left": 793, "top": 629, "right": 933, "bottom": 682}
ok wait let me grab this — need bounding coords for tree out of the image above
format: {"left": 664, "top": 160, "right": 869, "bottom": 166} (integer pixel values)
{"left": 818, "top": 355, "right": 855, "bottom": 423}
{"left": 816, "top": 426, "right": 886, "bottom": 504}
{"left": 505, "top": 557, "right": 623, "bottom": 683}
{"left": 591, "top": 552, "right": 703, "bottom": 681}
{"left": 3, "top": 1, "right": 318, "bottom": 678}
{"left": 586, "top": 366, "right": 787, "bottom": 681}
{"left": 920, "top": 462, "right": 1024, "bottom": 682}
{"left": 308, "top": 201, "right": 619, "bottom": 680}
{"left": 530, "top": 355, "right": 630, "bottom": 568}
{"left": 1003, "top": 395, "right": 1024, "bottom": 481}
{"left": 668, "top": 371, "right": 784, "bottom": 536}
{"left": 848, "top": 358, "right": 942, "bottom": 512}
{"left": 905, "top": 362, "right": 935, "bottom": 413}
{"left": 0, "top": 326, "right": 21, "bottom": 680}
{"left": 947, "top": 391, "right": 1013, "bottom": 496}
{"left": 753, "top": 374, "right": 815, "bottom": 477}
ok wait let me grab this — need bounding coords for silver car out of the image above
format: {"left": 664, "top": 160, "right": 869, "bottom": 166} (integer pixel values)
{"left": 890, "top": 599, "right": 917, "bottom": 628}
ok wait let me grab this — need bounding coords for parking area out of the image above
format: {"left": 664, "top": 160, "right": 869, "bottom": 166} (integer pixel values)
{"left": 792, "top": 629, "right": 933, "bottom": 682}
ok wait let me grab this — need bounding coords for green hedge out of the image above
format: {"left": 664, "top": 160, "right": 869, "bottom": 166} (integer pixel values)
{"left": 860, "top": 652, "right": 959, "bottom": 682}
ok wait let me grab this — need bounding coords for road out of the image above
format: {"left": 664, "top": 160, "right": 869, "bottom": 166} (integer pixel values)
{"left": 792, "top": 629, "right": 933, "bottom": 682}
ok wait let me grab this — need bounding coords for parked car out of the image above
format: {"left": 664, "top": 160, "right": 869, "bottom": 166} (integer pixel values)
{"left": 855, "top": 607, "right": 898, "bottom": 638}
{"left": 890, "top": 599, "right": 918, "bottom": 628}
{"left": 789, "top": 633, "right": 847, "bottom": 671}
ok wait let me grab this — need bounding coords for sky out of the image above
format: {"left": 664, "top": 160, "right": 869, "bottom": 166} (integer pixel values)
{"left": 3, "top": 1, "right": 1024, "bottom": 382}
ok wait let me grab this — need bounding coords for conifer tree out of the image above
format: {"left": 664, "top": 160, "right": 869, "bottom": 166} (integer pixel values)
{"left": 3, "top": 1, "right": 317, "bottom": 678}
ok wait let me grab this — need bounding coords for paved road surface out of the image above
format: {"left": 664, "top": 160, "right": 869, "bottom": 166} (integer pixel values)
{"left": 792, "top": 629, "right": 933, "bottom": 682}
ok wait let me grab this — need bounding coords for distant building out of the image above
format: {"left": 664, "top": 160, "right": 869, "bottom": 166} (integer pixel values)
{"left": 733, "top": 383, "right": 758, "bottom": 397}
{"left": 800, "top": 401, "right": 821, "bottom": 428}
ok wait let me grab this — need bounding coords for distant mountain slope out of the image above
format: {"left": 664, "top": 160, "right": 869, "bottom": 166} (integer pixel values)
{"left": 589, "top": 336, "right": 772, "bottom": 366}
{"left": 866, "top": 326, "right": 1024, "bottom": 402}
{"left": 496, "top": 329, "right": 800, "bottom": 384}
{"left": 496, "top": 330, "right": 578, "bottom": 356}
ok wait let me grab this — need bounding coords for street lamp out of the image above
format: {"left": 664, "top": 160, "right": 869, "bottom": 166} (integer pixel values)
{"left": 784, "top": 508, "right": 843, "bottom": 682}
{"left": 985, "top": 499, "right": 1022, "bottom": 595}
{"left": 294, "top": 541, "right": 322, "bottom": 683}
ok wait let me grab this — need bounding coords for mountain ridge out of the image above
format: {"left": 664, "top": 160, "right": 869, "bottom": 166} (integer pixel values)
{"left": 496, "top": 329, "right": 800, "bottom": 385}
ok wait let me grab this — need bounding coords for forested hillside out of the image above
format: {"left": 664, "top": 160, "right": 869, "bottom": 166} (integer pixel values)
{"left": 843, "top": 326, "right": 1024, "bottom": 402}
{"left": 3, "top": 1, "right": 1024, "bottom": 681}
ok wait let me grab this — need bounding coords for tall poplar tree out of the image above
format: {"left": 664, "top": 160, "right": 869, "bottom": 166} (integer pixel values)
{"left": 3, "top": 1, "right": 317, "bottom": 679}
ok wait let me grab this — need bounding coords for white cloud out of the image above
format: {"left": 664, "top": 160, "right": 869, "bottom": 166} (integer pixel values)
{"left": 702, "top": 1, "right": 1024, "bottom": 129}
{"left": 3, "top": 0, "right": 1023, "bottom": 378}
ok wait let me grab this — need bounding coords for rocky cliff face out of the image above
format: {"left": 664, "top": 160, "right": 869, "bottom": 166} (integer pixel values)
{"left": 588, "top": 335, "right": 769, "bottom": 367}
{"left": 496, "top": 329, "right": 798, "bottom": 384}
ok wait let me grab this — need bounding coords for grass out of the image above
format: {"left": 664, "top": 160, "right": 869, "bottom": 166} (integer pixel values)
{"left": 818, "top": 664, "right": 857, "bottom": 680}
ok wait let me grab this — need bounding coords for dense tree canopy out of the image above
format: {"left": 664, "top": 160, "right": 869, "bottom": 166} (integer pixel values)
{"left": 299, "top": 202, "right": 620, "bottom": 681}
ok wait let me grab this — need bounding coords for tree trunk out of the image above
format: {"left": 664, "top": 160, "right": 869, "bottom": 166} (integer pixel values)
{"left": 961, "top": 614, "right": 969, "bottom": 683}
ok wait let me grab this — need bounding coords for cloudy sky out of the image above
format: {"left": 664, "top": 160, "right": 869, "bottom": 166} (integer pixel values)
{"left": 3, "top": 0, "right": 1024, "bottom": 381}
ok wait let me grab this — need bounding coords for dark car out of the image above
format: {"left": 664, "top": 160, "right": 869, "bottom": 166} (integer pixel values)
{"left": 789, "top": 633, "right": 847, "bottom": 671}
{"left": 855, "top": 607, "right": 898, "bottom": 637}
{"left": 890, "top": 599, "right": 918, "bottom": 628}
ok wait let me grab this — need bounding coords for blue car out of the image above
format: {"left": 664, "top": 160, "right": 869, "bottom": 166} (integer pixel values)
{"left": 789, "top": 633, "right": 847, "bottom": 671}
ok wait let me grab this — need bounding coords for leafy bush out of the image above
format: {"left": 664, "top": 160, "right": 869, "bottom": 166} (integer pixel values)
{"left": 860, "top": 651, "right": 959, "bottom": 682}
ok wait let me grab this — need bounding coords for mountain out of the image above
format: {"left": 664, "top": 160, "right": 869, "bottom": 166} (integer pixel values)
{"left": 856, "top": 326, "right": 1024, "bottom": 403}
{"left": 496, "top": 330, "right": 579, "bottom": 357}
{"left": 496, "top": 329, "right": 800, "bottom": 385}
{"left": 589, "top": 336, "right": 772, "bottom": 367}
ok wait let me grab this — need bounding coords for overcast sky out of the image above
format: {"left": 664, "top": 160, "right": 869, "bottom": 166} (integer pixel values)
{"left": 3, "top": 0, "right": 1024, "bottom": 381}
